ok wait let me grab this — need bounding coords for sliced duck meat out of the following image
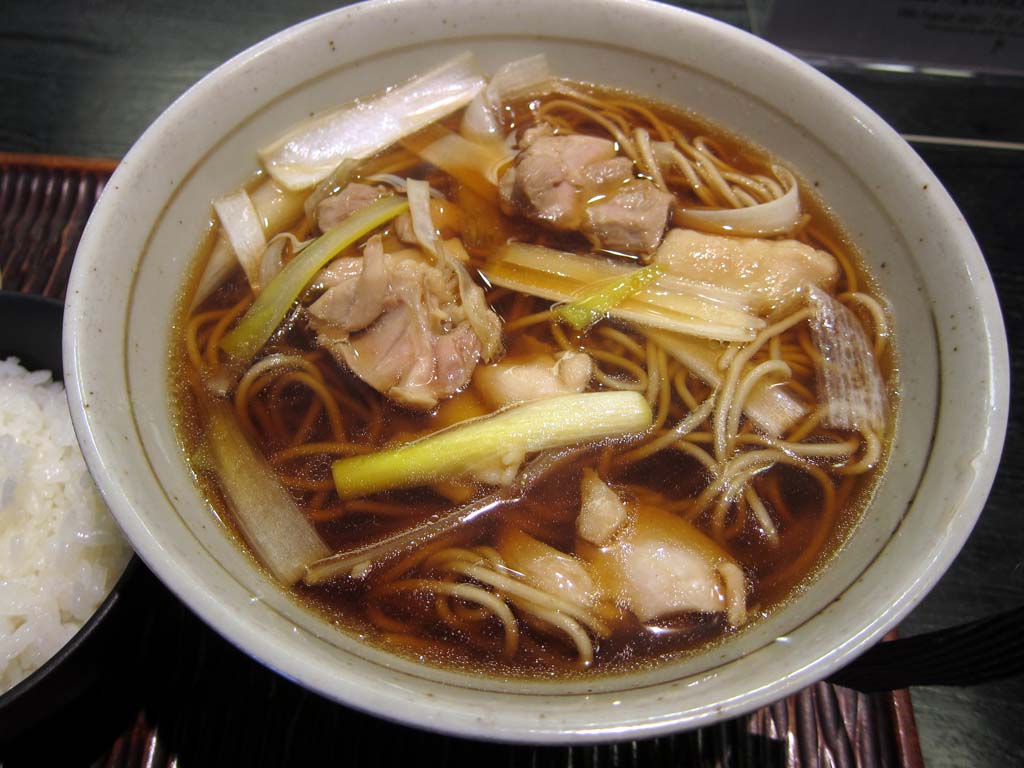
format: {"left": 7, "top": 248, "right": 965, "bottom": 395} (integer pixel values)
{"left": 309, "top": 237, "right": 496, "bottom": 410}
{"left": 582, "top": 179, "right": 674, "bottom": 254}
{"left": 308, "top": 237, "right": 389, "bottom": 333}
{"left": 501, "top": 134, "right": 619, "bottom": 230}
{"left": 474, "top": 351, "right": 592, "bottom": 409}
{"left": 311, "top": 256, "right": 363, "bottom": 292}
{"left": 316, "top": 183, "right": 390, "bottom": 232}
{"left": 328, "top": 304, "right": 422, "bottom": 395}
{"left": 654, "top": 228, "right": 839, "bottom": 315}
{"left": 432, "top": 322, "right": 483, "bottom": 396}
{"left": 500, "top": 130, "right": 672, "bottom": 252}
{"left": 582, "top": 156, "right": 635, "bottom": 188}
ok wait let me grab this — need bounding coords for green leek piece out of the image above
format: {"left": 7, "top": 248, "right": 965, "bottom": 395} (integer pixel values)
{"left": 219, "top": 195, "right": 409, "bottom": 364}
{"left": 557, "top": 264, "right": 664, "bottom": 331}
{"left": 206, "top": 401, "right": 329, "bottom": 585}
{"left": 332, "top": 391, "right": 653, "bottom": 499}
{"left": 483, "top": 244, "right": 764, "bottom": 342}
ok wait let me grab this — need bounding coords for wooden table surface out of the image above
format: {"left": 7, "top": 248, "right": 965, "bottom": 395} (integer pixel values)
{"left": 2, "top": 2, "right": 1022, "bottom": 766}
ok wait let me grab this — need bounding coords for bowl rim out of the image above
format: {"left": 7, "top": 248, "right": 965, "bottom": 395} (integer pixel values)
{"left": 64, "top": 0, "right": 1010, "bottom": 743}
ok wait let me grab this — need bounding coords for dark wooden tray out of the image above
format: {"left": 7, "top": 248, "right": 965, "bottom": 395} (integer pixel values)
{"left": 0, "top": 154, "right": 924, "bottom": 768}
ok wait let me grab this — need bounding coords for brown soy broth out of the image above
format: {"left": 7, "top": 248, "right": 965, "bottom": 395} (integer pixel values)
{"left": 170, "top": 78, "right": 896, "bottom": 677}
{"left": 614, "top": 443, "right": 712, "bottom": 504}
{"left": 296, "top": 451, "right": 731, "bottom": 675}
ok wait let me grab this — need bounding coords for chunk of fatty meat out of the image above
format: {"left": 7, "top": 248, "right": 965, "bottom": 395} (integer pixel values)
{"left": 498, "top": 527, "right": 604, "bottom": 610}
{"left": 584, "top": 505, "right": 747, "bottom": 626}
{"left": 502, "top": 133, "right": 619, "bottom": 229}
{"left": 474, "top": 351, "right": 592, "bottom": 409}
{"left": 655, "top": 228, "right": 838, "bottom": 315}
{"left": 576, "top": 469, "right": 629, "bottom": 547}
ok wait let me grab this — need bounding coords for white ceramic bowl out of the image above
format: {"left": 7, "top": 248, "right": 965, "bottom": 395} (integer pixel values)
{"left": 64, "top": 0, "right": 1008, "bottom": 743}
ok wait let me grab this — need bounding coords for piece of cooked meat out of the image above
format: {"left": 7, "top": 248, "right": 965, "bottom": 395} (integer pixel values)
{"left": 582, "top": 156, "right": 635, "bottom": 188}
{"left": 501, "top": 134, "right": 619, "bottom": 230}
{"left": 500, "top": 131, "right": 672, "bottom": 252}
{"left": 316, "top": 183, "right": 390, "bottom": 232}
{"left": 309, "top": 237, "right": 493, "bottom": 410}
{"left": 654, "top": 228, "right": 839, "bottom": 314}
{"left": 432, "top": 323, "right": 484, "bottom": 396}
{"left": 308, "top": 238, "right": 389, "bottom": 333}
{"left": 584, "top": 506, "right": 746, "bottom": 625}
{"left": 582, "top": 179, "right": 674, "bottom": 254}
{"left": 498, "top": 527, "right": 603, "bottom": 610}
{"left": 576, "top": 469, "right": 629, "bottom": 547}
{"left": 473, "top": 351, "right": 592, "bottom": 409}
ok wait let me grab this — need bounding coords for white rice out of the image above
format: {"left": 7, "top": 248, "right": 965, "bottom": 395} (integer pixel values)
{"left": 0, "top": 357, "right": 131, "bottom": 694}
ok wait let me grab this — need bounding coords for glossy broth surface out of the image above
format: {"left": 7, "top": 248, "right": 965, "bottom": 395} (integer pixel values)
{"left": 172, "top": 78, "right": 896, "bottom": 677}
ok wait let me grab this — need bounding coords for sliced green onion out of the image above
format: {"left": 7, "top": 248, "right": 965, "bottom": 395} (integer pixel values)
{"left": 557, "top": 264, "right": 664, "bottom": 331}
{"left": 332, "top": 391, "right": 652, "bottom": 499}
{"left": 219, "top": 195, "right": 408, "bottom": 366}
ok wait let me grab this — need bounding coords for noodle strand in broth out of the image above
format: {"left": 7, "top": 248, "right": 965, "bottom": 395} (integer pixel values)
{"left": 172, "top": 53, "right": 896, "bottom": 676}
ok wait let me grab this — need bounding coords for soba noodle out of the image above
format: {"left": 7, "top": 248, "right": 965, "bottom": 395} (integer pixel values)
{"left": 172, "top": 55, "right": 895, "bottom": 675}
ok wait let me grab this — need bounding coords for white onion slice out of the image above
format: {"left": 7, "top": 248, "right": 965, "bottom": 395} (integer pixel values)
{"left": 206, "top": 402, "right": 329, "bottom": 585}
{"left": 406, "top": 178, "right": 442, "bottom": 257}
{"left": 260, "top": 53, "right": 486, "bottom": 190}
{"left": 213, "top": 189, "right": 266, "bottom": 291}
{"left": 676, "top": 166, "right": 801, "bottom": 237}
{"left": 718, "top": 562, "right": 748, "bottom": 626}
{"left": 364, "top": 173, "right": 444, "bottom": 197}
{"left": 462, "top": 54, "right": 551, "bottom": 139}
{"left": 193, "top": 180, "right": 305, "bottom": 309}
{"left": 258, "top": 237, "right": 286, "bottom": 291}
{"left": 808, "top": 285, "right": 887, "bottom": 432}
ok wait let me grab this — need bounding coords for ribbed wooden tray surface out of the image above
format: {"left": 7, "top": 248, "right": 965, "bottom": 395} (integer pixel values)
{"left": 0, "top": 154, "right": 923, "bottom": 768}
